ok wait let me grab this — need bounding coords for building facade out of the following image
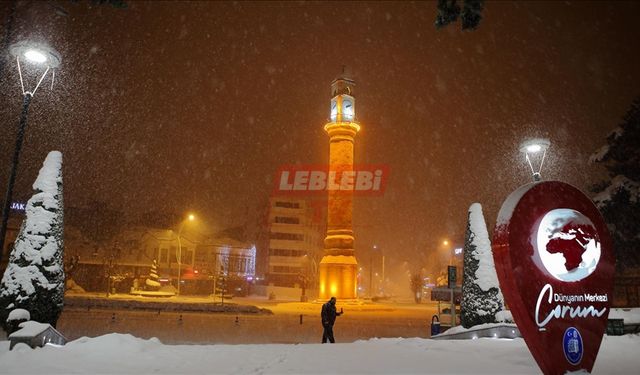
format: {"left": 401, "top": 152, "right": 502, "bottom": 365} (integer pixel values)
{"left": 69, "top": 226, "right": 256, "bottom": 295}
{"left": 266, "top": 198, "right": 324, "bottom": 288}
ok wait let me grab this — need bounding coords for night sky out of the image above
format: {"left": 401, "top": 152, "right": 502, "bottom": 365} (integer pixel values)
{"left": 1, "top": 1, "right": 639, "bottom": 274}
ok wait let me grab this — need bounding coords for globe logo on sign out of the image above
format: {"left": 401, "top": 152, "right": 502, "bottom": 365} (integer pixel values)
{"left": 563, "top": 327, "right": 583, "bottom": 365}
{"left": 535, "top": 208, "right": 601, "bottom": 282}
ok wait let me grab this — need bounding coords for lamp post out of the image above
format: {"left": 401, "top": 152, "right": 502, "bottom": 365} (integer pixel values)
{"left": 175, "top": 213, "right": 195, "bottom": 296}
{"left": 519, "top": 138, "right": 551, "bottom": 182}
{"left": 370, "top": 245, "right": 376, "bottom": 297}
{"left": 381, "top": 251, "right": 385, "bottom": 294}
{"left": 369, "top": 244, "right": 385, "bottom": 296}
{"left": 442, "top": 239, "right": 452, "bottom": 266}
{"left": 0, "top": 41, "right": 60, "bottom": 263}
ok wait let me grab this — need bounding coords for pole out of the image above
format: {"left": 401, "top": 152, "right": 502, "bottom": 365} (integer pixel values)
{"left": 106, "top": 268, "right": 110, "bottom": 298}
{"left": 213, "top": 254, "right": 218, "bottom": 301}
{"left": 450, "top": 288, "right": 455, "bottom": 327}
{"left": 177, "top": 231, "right": 182, "bottom": 296}
{"left": 213, "top": 272, "right": 217, "bottom": 301}
{"left": 369, "top": 254, "right": 373, "bottom": 297}
{"left": 219, "top": 265, "right": 225, "bottom": 306}
{"left": 0, "top": 93, "right": 32, "bottom": 262}
{"left": 381, "top": 254, "right": 385, "bottom": 294}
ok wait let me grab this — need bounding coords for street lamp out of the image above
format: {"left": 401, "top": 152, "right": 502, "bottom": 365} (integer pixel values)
{"left": 519, "top": 138, "right": 550, "bottom": 182}
{"left": 0, "top": 41, "right": 61, "bottom": 262}
{"left": 175, "top": 213, "right": 195, "bottom": 296}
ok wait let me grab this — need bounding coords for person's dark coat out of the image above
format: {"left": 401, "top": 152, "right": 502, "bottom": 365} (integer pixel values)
{"left": 321, "top": 299, "right": 341, "bottom": 326}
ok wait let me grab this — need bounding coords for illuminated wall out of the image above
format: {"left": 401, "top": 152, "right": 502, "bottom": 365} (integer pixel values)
{"left": 319, "top": 256, "right": 358, "bottom": 300}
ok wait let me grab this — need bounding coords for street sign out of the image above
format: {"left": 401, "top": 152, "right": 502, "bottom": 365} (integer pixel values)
{"left": 431, "top": 287, "right": 461, "bottom": 303}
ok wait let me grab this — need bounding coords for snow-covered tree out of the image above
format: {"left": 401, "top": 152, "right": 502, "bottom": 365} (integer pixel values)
{"left": 0, "top": 151, "right": 65, "bottom": 331}
{"left": 590, "top": 97, "right": 640, "bottom": 271}
{"left": 410, "top": 272, "right": 423, "bottom": 304}
{"left": 461, "top": 203, "right": 504, "bottom": 328}
{"left": 435, "top": 0, "right": 485, "bottom": 30}
{"left": 216, "top": 265, "right": 228, "bottom": 305}
{"left": 145, "top": 259, "right": 161, "bottom": 291}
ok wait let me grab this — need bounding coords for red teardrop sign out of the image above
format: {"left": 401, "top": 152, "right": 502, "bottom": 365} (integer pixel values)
{"left": 493, "top": 181, "right": 614, "bottom": 375}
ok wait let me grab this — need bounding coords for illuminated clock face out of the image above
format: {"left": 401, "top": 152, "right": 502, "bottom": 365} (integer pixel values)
{"left": 330, "top": 100, "right": 337, "bottom": 121}
{"left": 343, "top": 99, "right": 353, "bottom": 119}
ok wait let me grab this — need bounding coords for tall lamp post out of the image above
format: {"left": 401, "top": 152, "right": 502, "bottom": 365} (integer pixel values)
{"left": 369, "top": 245, "right": 376, "bottom": 297}
{"left": 519, "top": 138, "right": 551, "bottom": 182}
{"left": 368, "top": 244, "right": 385, "bottom": 296}
{"left": 442, "top": 240, "right": 451, "bottom": 265}
{"left": 0, "top": 41, "right": 60, "bottom": 263}
{"left": 175, "top": 213, "right": 195, "bottom": 296}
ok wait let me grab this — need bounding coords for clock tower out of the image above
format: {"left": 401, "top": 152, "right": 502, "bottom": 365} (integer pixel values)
{"left": 318, "top": 69, "right": 360, "bottom": 300}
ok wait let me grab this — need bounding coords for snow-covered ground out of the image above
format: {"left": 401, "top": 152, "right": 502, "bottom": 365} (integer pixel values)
{"left": 609, "top": 308, "right": 640, "bottom": 324}
{"left": 1, "top": 303, "right": 637, "bottom": 373}
{"left": 1, "top": 333, "right": 639, "bottom": 374}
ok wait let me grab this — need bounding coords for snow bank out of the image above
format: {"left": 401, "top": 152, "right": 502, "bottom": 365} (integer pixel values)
{"left": 0, "top": 333, "right": 638, "bottom": 374}
{"left": 609, "top": 308, "right": 640, "bottom": 325}
{"left": 439, "top": 322, "right": 516, "bottom": 336}
{"left": 495, "top": 310, "right": 513, "bottom": 323}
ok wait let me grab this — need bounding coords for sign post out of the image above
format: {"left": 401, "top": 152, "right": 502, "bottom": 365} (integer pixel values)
{"left": 431, "top": 286, "right": 461, "bottom": 328}
{"left": 447, "top": 265, "right": 456, "bottom": 289}
{"left": 447, "top": 266, "right": 457, "bottom": 326}
{"left": 493, "top": 181, "right": 614, "bottom": 374}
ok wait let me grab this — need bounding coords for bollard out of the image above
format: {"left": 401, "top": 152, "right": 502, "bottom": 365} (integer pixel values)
{"left": 300, "top": 314, "right": 303, "bottom": 325}
{"left": 179, "top": 314, "right": 183, "bottom": 323}
{"left": 431, "top": 315, "right": 440, "bottom": 336}
{"left": 235, "top": 316, "right": 239, "bottom": 325}
{"left": 111, "top": 313, "right": 116, "bottom": 323}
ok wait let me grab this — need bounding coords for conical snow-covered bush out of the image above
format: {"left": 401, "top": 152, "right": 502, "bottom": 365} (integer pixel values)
{"left": 0, "top": 151, "right": 65, "bottom": 331}
{"left": 461, "top": 203, "right": 504, "bottom": 328}
{"left": 145, "top": 260, "right": 161, "bottom": 290}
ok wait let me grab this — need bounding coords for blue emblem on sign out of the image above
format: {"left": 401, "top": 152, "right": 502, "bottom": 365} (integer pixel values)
{"left": 563, "top": 327, "right": 583, "bottom": 365}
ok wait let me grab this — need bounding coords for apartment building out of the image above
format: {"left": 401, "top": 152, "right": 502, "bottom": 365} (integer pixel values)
{"left": 266, "top": 198, "right": 324, "bottom": 288}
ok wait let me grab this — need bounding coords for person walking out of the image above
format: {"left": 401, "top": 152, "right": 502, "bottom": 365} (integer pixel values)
{"left": 321, "top": 296, "right": 343, "bottom": 343}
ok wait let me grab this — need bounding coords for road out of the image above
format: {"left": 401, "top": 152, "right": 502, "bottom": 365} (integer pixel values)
{"left": 57, "top": 301, "right": 439, "bottom": 344}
